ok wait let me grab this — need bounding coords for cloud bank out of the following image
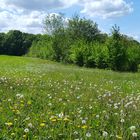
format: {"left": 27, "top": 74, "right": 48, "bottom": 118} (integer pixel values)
{"left": 81, "top": 0, "right": 133, "bottom": 19}
{"left": 0, "top": 0, "right": 133, "bottom": 34}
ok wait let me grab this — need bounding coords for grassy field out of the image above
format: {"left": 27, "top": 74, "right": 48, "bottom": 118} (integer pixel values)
{"left": 0, "top": 55, "right": 140, "bottom": 140}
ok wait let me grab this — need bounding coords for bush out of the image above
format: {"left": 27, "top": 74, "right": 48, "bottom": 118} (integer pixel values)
{"left": 28, "top": 35, "right": 54, "bottom": 60}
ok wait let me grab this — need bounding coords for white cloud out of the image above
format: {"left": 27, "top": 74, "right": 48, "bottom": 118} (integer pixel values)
{"left": 80, "top": 0, "right": 133, "bottom": 19}
{"left": 0, "top": 0, "right": 133, "bottom": 34}
{"left": 4, "top": 0, "right": 78, "bottom": 11}
{"left": 0, "top": 10, "right": 46, "bottom": 34}
{"left": 126, "top": 33, "right": 140, "bottom": 42}
{"left": 0, "top": 0, "right": 78, "bottom": 34}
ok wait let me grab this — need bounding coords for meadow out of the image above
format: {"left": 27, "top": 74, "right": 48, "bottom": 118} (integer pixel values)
{"left": 0, "top": 55, "right": 140, "bottom": 140}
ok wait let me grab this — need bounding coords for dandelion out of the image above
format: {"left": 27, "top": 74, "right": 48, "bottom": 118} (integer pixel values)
{"left": 81, "top": 125, "right": 88, "bottom": 129}
{"left": 114, "top": 105, "right": 118, "bottom": 109}
{"left": 8, "top": 99, "right": 11, "bottom": 102}
{"left": 132, "top": 132, "right": 137, "bottom": 137}
{"left": 63, "top": 117, "right": 70, "bottom": 122}
{"left": 28, "top": 123, "right": 33, "bottom": 128}
{"left": 114, "top": 113, "right": 118, "bottom": 116}
{"left": 48, "top": 103, "right": 52, "bottom": 106}
{"left": 96, "top": 115, "right": 99, "bottom": 118}
{"left": 19, "top": 94, "right": 24, "bottom": 99}
{"left": 24, "top": 128, "right": 29, "bottom": 133}
{"left": 86, "top": 132, "right": 91, "bottom": 137}
{"left": 40, "top": 123, "right": 46, "bottom": 127}
{"left": 16, "top": 94, "right": 21, "bottom": 97}
{"left": 16, "top": 94, "right": 24, "bottom": 99}
{"left": 129, "top": 126, "right": 136, "bottom": 131}
{"left": 120, "top": 119, "right": 125, "bottom": 123}
{"left": 74, "top": 131, "right": 78, "bottom": 135}
{"left": 102, "top": 131, "right": 108, "bottom": 137}
{"left": 5, "top": 122, "right": 13, "bottom": 127}
{"left": 25, "top": 117, "right": 30, "bottom": 121}
{"left": 82, "top": 120, "right": 86, "bottom": 124}
{"left": 58, "top": 112, "right": 64, "bottom": 118}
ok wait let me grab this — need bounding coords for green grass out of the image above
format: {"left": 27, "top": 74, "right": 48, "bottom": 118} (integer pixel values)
{"left": 0, "top": 55, "right": 140, "bottom": 140}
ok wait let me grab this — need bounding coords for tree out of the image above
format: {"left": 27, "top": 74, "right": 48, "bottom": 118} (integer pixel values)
{"left": 43, "top": 13, "right": 71, "bottom": 62}
{"left": 67, "top": 15, "right": 100, "bottom": 42}
{"left": 1, "top": 30, "right": 35, "bottom": 56}
{"left": 108, "top": 25, "right": 127, "bottom": 71}
{"left": 0, "top": 33, "right": 5, "bottom": 54}
{"left": 43, "top": 13, "right": 66, "bottom": 35}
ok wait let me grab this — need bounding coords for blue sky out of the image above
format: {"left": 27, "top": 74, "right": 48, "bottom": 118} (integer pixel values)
{"left": 0, "top": 0, "right": 139, "bottom": 41}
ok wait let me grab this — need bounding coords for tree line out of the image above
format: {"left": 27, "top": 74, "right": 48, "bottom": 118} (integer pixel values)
{"left": 0, "top": 14, "right": 140, "bottom": 72}
{"left": 0, "top": 30, "right": 36, "bottom": 56}
{"left": 28, "top": 14, "right": 140, "bottom": 72}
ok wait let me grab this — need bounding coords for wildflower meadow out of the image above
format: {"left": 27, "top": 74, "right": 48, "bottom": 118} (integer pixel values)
{"left": 0, "top": 55, "right": 140, "bottom": 140}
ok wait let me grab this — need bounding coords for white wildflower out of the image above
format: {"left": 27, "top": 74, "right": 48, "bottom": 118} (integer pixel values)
{"left": 28, "top": 123, "right": 33, "bottom": 128}
{"left": 8, "top": 99, "right": 12, "bottom": 102}
{"left": 82, "top": 120, "right": 86, "bottom": 124}
{"left": 24, "top": 128, "right": 29, "bottom": 133}
{"left": 86, "top": 132, "right": 91, "bottom": 137}
{"left": 132, "top": 132, "right": 137, "bottom": 137}
{"left": 120, "top": 119, "right": 125, "bottom": 123}
{"left": 102, "top": 131, "right": 108, "bottom": 137}
{"left": 96, "top": 115, "right": 99, "bottom": 118}
{"left": 129, "top": 126, "right": 136, "bottom": 131}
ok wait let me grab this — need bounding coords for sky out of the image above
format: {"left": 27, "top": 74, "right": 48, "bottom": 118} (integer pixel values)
{"left": 0, "top": 0, "right": 139, "bottom": 41}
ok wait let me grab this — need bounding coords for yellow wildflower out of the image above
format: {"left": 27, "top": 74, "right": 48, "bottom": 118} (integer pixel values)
{"left": 81, "top": 125, "right": 88, "bottom": 129}
{"left": 50, "top": 116, "right": 57, "bottom": 122}
{"left": 63, "top": 117, "right": 70, "bottom": 122}
{"left": 51, "top": 118, "right": 57, "bottom": 122}
{"left": 40, "top": 123, "right": 46, "bottom": 127}
{"left": 5, "top": 122, "right": 13, "bottom": 127}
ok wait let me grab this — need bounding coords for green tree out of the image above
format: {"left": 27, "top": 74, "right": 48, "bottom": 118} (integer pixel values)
{"left": 2, "top": 30, "right": 35, "bottom": 56}
{"left": 43, "top": 13, "right": 71, "bottom": 62}
{"left": 108, "top": 25, "right": 127, "bottom": 71}
{"left": 0, "top": 33, "right": 5, "bottom": 54}
{"left": 43, "top": 13, "right": 66, "bottom": 35}
{"left": 67, "top": 15, "right": 100, "bottom": 43}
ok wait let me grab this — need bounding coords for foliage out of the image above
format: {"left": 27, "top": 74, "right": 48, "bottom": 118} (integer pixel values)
{"left": 126, "top": 40, "right": 140, "bottom": 72}
{"left": 67, "top": 15, "right": 100, "bottom": 42}
{"left": 43, "top": 13, "right": 66, "bottom": 35}
{"left": 28, "top": 35, "right": 54, "bottom": 60}
{"left": 108, "top": 25, "right": 128, "bottom": 71}
{"left": 0, "top": 30, "right": 36, "bottom": 56}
